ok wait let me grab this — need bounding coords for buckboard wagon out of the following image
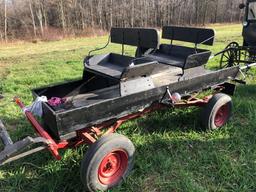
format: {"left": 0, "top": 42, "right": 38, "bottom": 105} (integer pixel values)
{"left": 0, "top": 26, "right": 255, "bottom": 192}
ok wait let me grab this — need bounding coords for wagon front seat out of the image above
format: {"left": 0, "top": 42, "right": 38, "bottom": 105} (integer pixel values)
{"left": 84, "top": 28, "right": 160, "bottom": 80}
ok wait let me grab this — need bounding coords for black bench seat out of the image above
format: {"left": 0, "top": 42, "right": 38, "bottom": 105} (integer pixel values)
{"left": 144, "top": 26, "right": 215, "bottom": 70}
{"left": 146, "top": 52, "right": 185, "bottom": 68}
{"left": 84, "top": 27, "right": 160, "bottom": 80}
{"left": 85, "top": 53, "right": 157, "bottom": 79}
{"left": 85, "top": 53, "right": 133, "bottom": 79}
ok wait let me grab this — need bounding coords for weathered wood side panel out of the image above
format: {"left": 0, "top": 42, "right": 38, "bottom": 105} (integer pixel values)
{"left": 47, "top": 67, "right": 239, "bottom": 138}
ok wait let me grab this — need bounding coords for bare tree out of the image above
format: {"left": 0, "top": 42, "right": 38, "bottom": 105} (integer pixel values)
{"left": 4, "top": 0, "right": 7, "bottom": 42}
{"left": 29, "top": 0, "right": 37, "bottom": 37}
{"left": 0, "top": 0, "right": 245, "bottom": 40}
{"left": 35, "top": 1, "right": 44, "bottom": 36}
{"left": 59, "top": 0, "right": 66, "bottom": 33}
{"left": 110, "top": 0, "right": 113, "bottom": 27}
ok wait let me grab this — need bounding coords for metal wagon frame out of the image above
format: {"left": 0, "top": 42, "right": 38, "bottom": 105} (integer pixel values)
{"left": 0, "top": 25, "right": 255, "bottom": 192}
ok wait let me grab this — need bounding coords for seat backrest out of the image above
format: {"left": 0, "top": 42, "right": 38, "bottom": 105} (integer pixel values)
{"left": 162, "top": 26, "right": 215, "bottom": 46}
{"left": 111, "top": 28, "right": 159, "bottom": 49}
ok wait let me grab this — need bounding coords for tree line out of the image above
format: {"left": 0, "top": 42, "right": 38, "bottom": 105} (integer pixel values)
{"left": 0, "top": 0, "right": 246, "bottom": 41}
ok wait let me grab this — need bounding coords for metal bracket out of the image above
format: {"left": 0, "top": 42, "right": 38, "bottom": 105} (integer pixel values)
{"left": 160, "top": 86, "right": 181, "bottom": 107}
{"left": 120, "top": 77, "right": 155, "bottom": 96}
{"left": 160, "top": 87, "right": 175, "bottom": 106}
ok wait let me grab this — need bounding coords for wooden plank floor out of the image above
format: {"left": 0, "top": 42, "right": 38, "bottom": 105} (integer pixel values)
{"left": 65, "top": 85, "right": 120, "bottom": 109}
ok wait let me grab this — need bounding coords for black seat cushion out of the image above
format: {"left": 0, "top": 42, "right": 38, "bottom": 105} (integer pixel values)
{"left": 85, "top": 53, "right": 133, "bottom": 79}
{"left": 145, "top": 44, "right": 195, "bottom": 68}
{"left": 85, "top": 53, "right": 160, "bottom": 80}
{"left": 145, "top": 53, "right": 185, "bottom": 68}
{"left": 145, "top": 44, "right": 211, "bottom": 69}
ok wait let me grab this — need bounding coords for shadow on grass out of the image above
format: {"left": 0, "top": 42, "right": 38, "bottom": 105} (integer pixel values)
{"left": 137, "top": 107, "right": 203, "bottom": 134}
{"left": 235, "top": 84, "right": 256, "bottom": 97}
{"left": 1, "top": 132, "right": 256, "bottom": 192}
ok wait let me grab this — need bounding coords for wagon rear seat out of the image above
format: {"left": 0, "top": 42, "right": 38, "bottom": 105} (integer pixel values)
{"left": 84, "top": 28, "right": 161, "bottom": 80}
{"left": 145, "top": 26, "right": 215, "bottom": 70}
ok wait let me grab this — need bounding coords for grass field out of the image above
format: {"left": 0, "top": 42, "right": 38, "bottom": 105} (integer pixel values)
{"left": 0, "top": 24, "right": 256, "bottom": 192}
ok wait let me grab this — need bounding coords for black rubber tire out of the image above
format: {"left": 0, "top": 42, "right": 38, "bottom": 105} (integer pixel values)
{"left": 80, "top": 133, "right": 135, "bottom": 192}
{"left": 201, "top": 93, "right": 233, "bottom": 131}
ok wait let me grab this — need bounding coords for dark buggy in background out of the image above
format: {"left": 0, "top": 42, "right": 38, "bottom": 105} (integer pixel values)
{"left": 0, "top": 25, "right": 255, "bottom": 192}
{"left": 219, "top": 0, "right": 256, "bottom": 68}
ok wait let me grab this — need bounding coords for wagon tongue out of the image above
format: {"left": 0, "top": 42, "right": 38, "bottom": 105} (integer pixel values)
{"left": 0, "top": 120, "right": 47, "bottom": 166}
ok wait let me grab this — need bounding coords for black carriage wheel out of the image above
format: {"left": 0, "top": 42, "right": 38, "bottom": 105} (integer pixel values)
{"left": 220, "top": 42, "right": 240, "bottom": 69}
{"left": 201, "top": 93, "right": 233, "bottom": 131}
{"left": 80, "top": 133, "right": 135, "bottom": 192}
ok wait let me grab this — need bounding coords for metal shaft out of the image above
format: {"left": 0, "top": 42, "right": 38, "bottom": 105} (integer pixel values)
{"left": 240, "top": 63, "right": 256, "bottom": 70}
{"left": 0, "top": 120, "right": 13, "bottom": 147}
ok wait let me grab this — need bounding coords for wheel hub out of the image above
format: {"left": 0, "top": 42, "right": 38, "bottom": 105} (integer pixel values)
{"left": 98, "top": 150, "right": 128, "bottom": 185}
{"left": 214, "top": 104, "right": 229, "bottom": 127}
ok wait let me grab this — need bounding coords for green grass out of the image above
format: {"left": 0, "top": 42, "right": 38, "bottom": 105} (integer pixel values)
{"left": 0, "top": 23, "right": 256, "bottom": 192}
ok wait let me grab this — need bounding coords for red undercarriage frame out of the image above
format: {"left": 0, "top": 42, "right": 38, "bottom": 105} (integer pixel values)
{"left": 14, "top": 94, "right": 212, "bottom": 161}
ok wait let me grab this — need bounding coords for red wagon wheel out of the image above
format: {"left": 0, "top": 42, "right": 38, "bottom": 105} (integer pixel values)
{"left": 98, "top": 149, "right": 128, "bottom": 185}
{"left": 220, "top": 42, "right": 240, "bottom": 69}
{"left": 201, "top": 93, "right": 233, "bottom": 130}
{"left": 81, "top": 133, "right": 135, "bottom": 192}
{"left": 214, "top": 104, "right": 230, "bottom": 128}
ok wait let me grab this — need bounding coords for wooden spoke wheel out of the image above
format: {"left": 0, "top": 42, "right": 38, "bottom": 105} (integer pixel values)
{"left": 220, "top": 42, "right": 240, "bottom": 69}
